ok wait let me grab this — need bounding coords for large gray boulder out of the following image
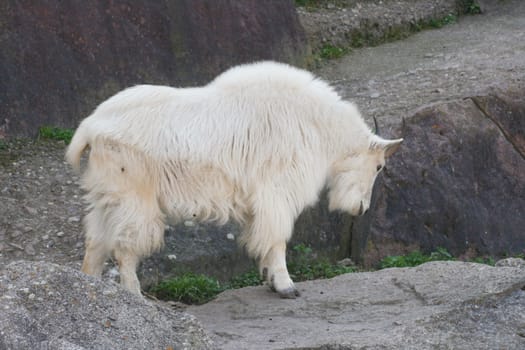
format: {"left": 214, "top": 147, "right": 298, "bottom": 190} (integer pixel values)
{"left": 188, "top": 260, "right": 525, "bottom": 349}
{"left": 0, "top": 260, "right": 212, "bottom": 349}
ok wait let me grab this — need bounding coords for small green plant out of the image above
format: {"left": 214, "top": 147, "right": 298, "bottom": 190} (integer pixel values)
{"left": 379, "top": 247, "right": 455, "bottom": 269}
{"left": 294, "top": 0, "right": 323, "bottom": 8}
{"left": 467, "top": 3, "right": 481, "bottom": 14}
{"left": 319, "top": 44, "right": 349, "bottom": 60}
{"left": 469, "top": 256, "right": 496, "bottom": 266}
{"left": 458, "top": 0, "right": 481, "bottom": 14}
{"left": 288, "top": 244, "right": 355, "bottom": 281}
{"left": 150, "top": 273, "right": 223, "bottom": 305}
{"left": 38, "top": 126, "right": 74, "bottom": 144}
{"left": 225, "top": 269, "right": 263, "bottom": 289}
{"left": 428, "top": 13, "right": 457, "bottom": 28}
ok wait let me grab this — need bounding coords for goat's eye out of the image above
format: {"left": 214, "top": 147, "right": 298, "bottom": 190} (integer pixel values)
{"left": 376, "top": 165, "right": 383, "bottom": 172}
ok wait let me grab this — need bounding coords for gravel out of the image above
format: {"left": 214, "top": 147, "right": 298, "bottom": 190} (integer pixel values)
{"left": 0, "top": 139, "right": 85, "bottom": 269}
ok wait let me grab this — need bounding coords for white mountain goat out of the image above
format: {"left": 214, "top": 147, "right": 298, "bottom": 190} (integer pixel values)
{"left": 66, "top": 61, "right": 403, "bottom": 298}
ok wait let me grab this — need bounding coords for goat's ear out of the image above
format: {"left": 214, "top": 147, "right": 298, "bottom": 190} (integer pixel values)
{"left": 370, "top": 138, "right": 403, "bottom": 157}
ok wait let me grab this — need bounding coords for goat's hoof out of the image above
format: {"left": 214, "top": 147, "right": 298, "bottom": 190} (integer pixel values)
{"left": 277, "top": 287, "right": 301, "bottom": 299}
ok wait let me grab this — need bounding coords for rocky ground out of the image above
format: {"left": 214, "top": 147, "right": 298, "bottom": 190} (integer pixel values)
{"left": 0, "top": 139, "right": 84, "bottom": 269}
{"left": 313, "top": 0, "right": 525, "bottom": 133}
{"left": 0, "top": 260, "right": 213, "bottom": 349}
{"left": 188, "top": 259, "right": 525, "bottom": 349}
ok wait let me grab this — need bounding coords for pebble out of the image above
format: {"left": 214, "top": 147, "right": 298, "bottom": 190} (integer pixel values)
{"left": 226, "top": 233, "right": 235, "bottom": 241}
{"left": 370, "top": 92, "right": 381, "bottom": 98}
{"left": 25, "top": 244, "right": 36, "bottom": 256}
{"left": 10, "top": 230, "right": 22, "bottom": 238}
{"left": 184, "top": 220, "right": 195, "bottom": 227}
{"left": 8, "top": 242, "right": 24, "bottom": 251}
{"left": 167, "top": 254, "right": 177, "bottom": 260}
{"left": 107, "top": 268, "right": 120, "bottom": 279}
{"left": 24, "top": 206, "right": 38, "bottom": 215}
{"left": 56, "top": 231, "right": 65, "bottom": 237}
{"left": 68, "top": 216, "right": 80, "bottom": 223}
{"left": 337, "top": 258, "right": 355, "bottom": 267}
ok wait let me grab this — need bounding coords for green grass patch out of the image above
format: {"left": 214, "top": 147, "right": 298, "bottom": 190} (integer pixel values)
{"left": 378, "top": 247, "right": 504, "bottom": 269}
{"left": 149, "top": 273, "right": 223, "bottom": 305}
{"left": 151, "top": 244, "right": 355, "bottom": 304}
{"left": 294, "top": 0, "right": 323, "bottom": 7}
{"left": 458, "top": 0, "right": 482, "bottom": 14}
{"left": 379, "top": 247, "right": 454, "bottom": 269}
{"left": 318, "top": 44, "right": 350, "bottom": 60}
{"left": 225, "top": 269, "right": 263, "bottom": 290}
{"left": 294, "top": 0, "right": 349, "bottom": 10}
{"left": 428, "top": 13, "right": 457, "bottom": 28}
{"left": 38, "top": 126, "right": 74, "bottom": 144}
{"left": 288, "top": 243, "right": 355, "bottom": 281}
{"left": 468, "top": 256, "right": 496, "bottom": 266}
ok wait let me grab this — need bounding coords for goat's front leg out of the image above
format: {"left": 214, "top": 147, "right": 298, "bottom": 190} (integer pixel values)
{"left": 260, "top": 241, "right": 299, "bottom": 298}
{"left": 242, "top": 189, "right": 300, "bottom": 298}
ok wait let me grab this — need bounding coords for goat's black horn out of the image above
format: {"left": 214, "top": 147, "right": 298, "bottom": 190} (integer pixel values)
{"left": 373, "top": 116, "right": 379, "bottom": 135}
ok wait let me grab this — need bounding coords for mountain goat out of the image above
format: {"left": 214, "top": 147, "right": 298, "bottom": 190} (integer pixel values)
{"left": 66, "top": 61, "right": 402, "bottom": 298}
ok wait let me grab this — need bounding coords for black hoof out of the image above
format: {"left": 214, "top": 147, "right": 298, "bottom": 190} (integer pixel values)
{"left": 277, "top": 287, "right": 301, "bottom": 299}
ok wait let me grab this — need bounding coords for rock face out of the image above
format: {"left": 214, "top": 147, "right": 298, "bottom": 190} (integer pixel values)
{"left": 0, "top": 260, "right": 212, "bottom": 349}
{"left": 354, "top": 89, "right": 525, "bottom": 266}
{"left": 188, "top": 260, "right": 525, "bottom": 349}
{"left": 0, "top": 0, "right": 308, "bottom": 138}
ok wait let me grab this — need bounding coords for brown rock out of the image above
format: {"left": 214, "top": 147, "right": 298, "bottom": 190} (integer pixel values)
{"left": 355, "top": 95, "right": 525, "bottom": 266}
{"left": 0, "top": 0, "right": 308, "bottom": 138}
{"left": 471, "top": 87, "right": 525, "bottom": 157}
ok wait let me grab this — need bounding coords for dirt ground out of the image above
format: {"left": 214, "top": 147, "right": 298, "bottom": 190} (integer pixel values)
{"left": 0, "top": 139, "right": 85, "bottom": 268}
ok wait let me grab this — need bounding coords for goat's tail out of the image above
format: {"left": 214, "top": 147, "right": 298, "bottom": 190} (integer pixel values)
{"left": 65, "top": 122, "right": 90, "bottom": 171}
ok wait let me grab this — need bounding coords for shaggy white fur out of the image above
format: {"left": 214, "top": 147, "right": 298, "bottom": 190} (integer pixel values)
{"left": 66, "top": 61, "right": 402, "bottom": 297}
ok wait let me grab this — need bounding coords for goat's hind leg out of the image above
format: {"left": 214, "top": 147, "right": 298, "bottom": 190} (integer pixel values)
{"left": 109, "top": 199, "right": 165, "bottom": 295}
{"left": 81, "top": 206, "right": 112, "bottom": 277}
